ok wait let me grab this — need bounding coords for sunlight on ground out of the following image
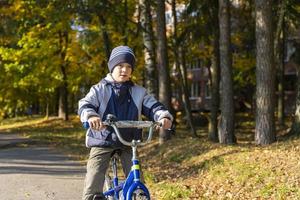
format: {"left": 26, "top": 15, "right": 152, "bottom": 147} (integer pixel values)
{"left": 0, "top": 115, "right": 46, "bottom": 130}
{"left": 1, "top": 114, "right": 300, "bottom": 199}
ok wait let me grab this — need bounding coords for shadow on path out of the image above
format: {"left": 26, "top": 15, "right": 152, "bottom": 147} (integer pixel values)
{"left": 0, "top": 145, "right": 86, "bottom": 200}
{"left": 0, "top": 146, "right": 85, "bottom": 175}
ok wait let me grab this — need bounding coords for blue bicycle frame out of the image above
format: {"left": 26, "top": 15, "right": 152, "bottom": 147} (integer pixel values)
{"left": 84, "top": 114, "right": 158, "bottom": 200}
{"left": 104, "top": 157, "right": 150, "bottom": 200}
{"left": 124, "top": 159, "right": 150, "bottom": 199}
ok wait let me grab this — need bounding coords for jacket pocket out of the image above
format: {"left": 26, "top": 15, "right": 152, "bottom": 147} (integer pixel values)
{"left": 86, "top": 128, "right": 111, "bottom": 147}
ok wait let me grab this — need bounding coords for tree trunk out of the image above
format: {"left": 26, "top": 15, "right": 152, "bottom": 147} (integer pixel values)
{"left": 171, "top": 0, "right": 196, "bottom": 136}
{"left": 274, "top": 0, "right": 286, "bottom": 127}
{"left": 218, "top": 0, "right": 236, "bottom": 144}
{"left": 139, "top": 0, "right": 158, "bottom": 98}
{"left": 58, "top": 31, "right": 69, "bottom": 121}
{"left": 98, "top": 14, "right": 111, "bottom": 61}
{"left": 178, "top": 47, "right": 197, "bottom": 136}
{"left": 156, "top": 0, "right": 173, "bottom": 144}
{"left": 58, "top": 84, "right": 68, "bottom": 120}
{"left": 70, "top": 93, "right": 75, "bottom": 115}
{"left": 45, "top": 101, "right": 49, "bottom": 119}
{"left": 45, "top": 96, "right": 49, "bottom": 119}
{"left": 255, "top": 0, "right": 276, "bottom": 144}
{"left": 122, "top": 0, "right": 128, "bottom": 45}
{"left": 209, "top": 28, "right": 220, "bottom": 142}
{"left": 179, "top": 46, "right": 189, "bottom": 93}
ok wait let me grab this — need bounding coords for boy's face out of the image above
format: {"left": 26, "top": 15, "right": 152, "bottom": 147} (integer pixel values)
{"left": 111, "top": 63, "right": 132, "bottom": 82}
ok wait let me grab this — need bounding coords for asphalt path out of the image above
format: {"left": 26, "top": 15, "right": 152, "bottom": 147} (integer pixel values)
{"left": 0, "top": 134, "right": 85, "bottom": 200}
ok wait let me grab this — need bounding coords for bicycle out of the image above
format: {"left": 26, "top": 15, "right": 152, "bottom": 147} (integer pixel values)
{"left": 83, "top": 114, "right": 160, "bottom": 200}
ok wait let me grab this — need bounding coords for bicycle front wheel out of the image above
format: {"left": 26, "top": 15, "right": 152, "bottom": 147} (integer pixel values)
{"left": 131, "top": 189, "right": 150, "bottom": 200}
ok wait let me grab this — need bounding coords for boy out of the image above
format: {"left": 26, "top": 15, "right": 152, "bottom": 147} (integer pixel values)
{"left": 78, "top": 46, "right": 173, "bottom": 200}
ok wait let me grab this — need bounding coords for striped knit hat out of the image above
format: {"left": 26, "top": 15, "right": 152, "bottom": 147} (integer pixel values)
{"left": 108, "top": 46, "right": 136, "bottom": 72}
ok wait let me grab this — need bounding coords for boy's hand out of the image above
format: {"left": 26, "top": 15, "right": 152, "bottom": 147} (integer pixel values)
{"left": 88, "top": 116, "right": 106, "bottom": 131}
{"left": 158, "top": 118, "right": 172, "bottom": 130}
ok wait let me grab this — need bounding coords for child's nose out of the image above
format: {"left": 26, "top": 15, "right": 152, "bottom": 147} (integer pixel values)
{"left": 122, "top": 66, "right": 129, "bottom": 72}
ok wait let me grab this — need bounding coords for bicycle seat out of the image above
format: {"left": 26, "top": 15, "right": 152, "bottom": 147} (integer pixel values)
{"left": 110, "top": 149, "right": 122, "bottom": 158}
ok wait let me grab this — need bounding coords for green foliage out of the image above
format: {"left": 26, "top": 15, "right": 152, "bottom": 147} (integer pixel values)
{"left": 0, "top": 0, "right": 147, "bottom": 118}
{"left": 285, "top": 0, "right": 300, "bottom": 27}
{"left": 233, "top": 52, "right": 256, "bottom": 89}
{"left": 0, "top": 0, "right": 299, "bottom": 118}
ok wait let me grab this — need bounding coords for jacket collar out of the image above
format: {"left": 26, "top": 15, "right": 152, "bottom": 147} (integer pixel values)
{"left": 101, "top": 73, "right": 134, "bottom": 87}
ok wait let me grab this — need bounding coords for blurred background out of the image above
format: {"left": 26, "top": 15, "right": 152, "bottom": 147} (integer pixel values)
{"left": 0, "top": 0, "right": 299, "bottom": 144}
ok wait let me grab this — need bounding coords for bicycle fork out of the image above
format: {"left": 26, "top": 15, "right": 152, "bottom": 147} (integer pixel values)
{"left": 112, "top": 156, "right": 121, "bottom": 199}
{"left": 104, "top": 156, "right": 123, "bottom": 199}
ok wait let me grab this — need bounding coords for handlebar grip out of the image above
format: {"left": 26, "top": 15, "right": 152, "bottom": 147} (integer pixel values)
{"left": 83, "top": 122, "right": 90, "bottom": 129}
{"left": 82, "top": 121, "right": 110, "bottom": 129}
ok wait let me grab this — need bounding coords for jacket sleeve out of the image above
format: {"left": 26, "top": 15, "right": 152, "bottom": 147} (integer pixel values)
{"left": 78, "top": 85, "right": 101, "bottom": 122}
{"left": 141, "top": 93, "right": 173, "bottom": 122}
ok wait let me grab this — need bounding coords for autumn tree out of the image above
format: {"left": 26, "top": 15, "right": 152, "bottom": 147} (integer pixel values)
{"left": 286, "top": 0, "right": 300, "bottom": 135}
{"left": 218, "top": 0, "right": 236, "bottom": 144}
{"left": 289, "top": 44, "right": 300, "bottom": 135}
{"left": 139, "top": 0, "right": 158, "bottom": 97}
{"left": 156, "top": 0, "right": 173, "bottom": 144}
{"left": 171, "top": 0, "right": 196, "bottom": 136}
{"left": 255, "top": 0, "right": 276, "bottom": 144}
{"left": 274, "top": 0, "right": 287, "bottom": 126}
{"left": 182, "top": 0, "right": 221, "bottom": 139}
{"left": 78, "top": 0, "right": 112, "bottom": 60}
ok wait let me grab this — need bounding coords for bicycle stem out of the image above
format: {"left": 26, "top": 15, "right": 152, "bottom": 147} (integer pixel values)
{"left": 132, "top": 145, "right": 137, "bottom": 160}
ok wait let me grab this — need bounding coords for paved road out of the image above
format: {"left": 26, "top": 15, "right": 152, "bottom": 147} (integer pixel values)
{"left": 0, "top": 134, "right": 85, "bottom": 200}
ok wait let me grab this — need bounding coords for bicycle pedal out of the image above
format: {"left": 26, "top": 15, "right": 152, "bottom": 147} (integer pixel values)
{"left": 93, "top": 194, "right": 107, "bottom": 200}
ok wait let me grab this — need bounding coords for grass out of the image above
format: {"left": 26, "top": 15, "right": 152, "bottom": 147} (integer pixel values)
{"left": 0, "top": 115, "right": 45, "bottom": 129}
{"left": 0, "top": 115, "right": 88, "bottom": 160}
{"left": 1, "top": 114, "right": 300, "bottom": 199}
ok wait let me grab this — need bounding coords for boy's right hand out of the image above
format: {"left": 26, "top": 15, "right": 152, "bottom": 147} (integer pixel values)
{"left": 88, "top": 116, "right": 106, "bottom": 131}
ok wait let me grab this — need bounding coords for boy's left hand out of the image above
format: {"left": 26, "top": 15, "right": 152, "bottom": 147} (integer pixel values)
{"left": 158, "top": 118, "right": 172, "bottom": 130}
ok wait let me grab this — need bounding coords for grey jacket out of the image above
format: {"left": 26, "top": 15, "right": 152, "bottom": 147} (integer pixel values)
{"left": 78, "top": 74, "right": 173, "bottom": 147}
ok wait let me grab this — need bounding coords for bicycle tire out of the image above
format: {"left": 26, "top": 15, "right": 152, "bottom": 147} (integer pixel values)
{"left": 131, "top": 189, "right": 149, "bottom": 200}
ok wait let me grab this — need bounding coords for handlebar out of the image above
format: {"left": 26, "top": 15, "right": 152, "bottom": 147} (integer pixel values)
{"left": 82, "top": 118, "right": 161, "bottom": 147}
{"left": 82, "top": 121, "right": 157, "bottom": 129}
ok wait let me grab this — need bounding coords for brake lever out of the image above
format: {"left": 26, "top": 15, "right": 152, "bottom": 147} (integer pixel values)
{"left": 106, "top": 114, "right": 117, "bottom": 123}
